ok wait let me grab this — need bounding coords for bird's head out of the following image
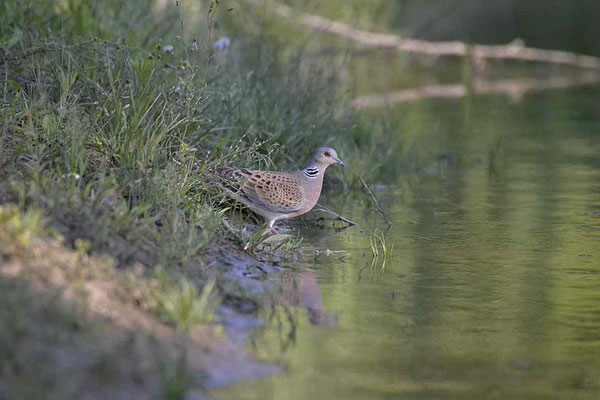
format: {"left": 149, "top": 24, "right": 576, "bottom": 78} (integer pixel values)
{"left": 311, "top": 147, "right": 345, "bottom": 168}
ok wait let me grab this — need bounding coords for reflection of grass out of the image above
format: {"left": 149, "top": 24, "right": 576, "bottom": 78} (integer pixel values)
{"left": 369, "top": 228, "right": 394, "bottom": 273}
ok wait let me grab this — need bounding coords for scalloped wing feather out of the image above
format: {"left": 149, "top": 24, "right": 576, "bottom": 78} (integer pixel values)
{"left": 244, "top": 171, "right": 305, "bottom": 213}
{"left": 215, "top": 168, "right": 305, "bottom": 213}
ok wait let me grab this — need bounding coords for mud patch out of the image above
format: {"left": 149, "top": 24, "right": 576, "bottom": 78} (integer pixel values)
{"left": 0, "top": 235, "right": 281, "bottom": 397}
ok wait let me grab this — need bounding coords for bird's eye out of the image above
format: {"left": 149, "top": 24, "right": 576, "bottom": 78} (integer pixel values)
{"left": 324, "top": 151, "right": 331, "bottom": 157}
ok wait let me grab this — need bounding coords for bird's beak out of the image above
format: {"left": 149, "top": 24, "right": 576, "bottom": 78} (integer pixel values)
{"left": 333, "top": 157, "right": 345, "bottom": 167}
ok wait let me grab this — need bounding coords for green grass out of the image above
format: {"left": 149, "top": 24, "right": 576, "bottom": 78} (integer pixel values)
{"left": 149, "top": 267, "right": 219, "bottom": 330}
{"left": 0, "top": 0, "right": 414, "bottom": 314}
{"left": 0, "top": 0, "right": 414, "bottom": 331}
{"left": 2, "top": 0, "right": 346, "bottom": 257}
{"left": 0, "top": 205, "right": 59, "bottom": 245}
{"left": 0, "top": 0, "right": 415, "bottom": 257}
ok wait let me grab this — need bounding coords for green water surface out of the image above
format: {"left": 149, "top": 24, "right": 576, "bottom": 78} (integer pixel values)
{"left": 219, "top": 85, "right": 600, "bottom": 399}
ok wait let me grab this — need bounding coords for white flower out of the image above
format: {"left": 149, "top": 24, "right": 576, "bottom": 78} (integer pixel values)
{"left": 64, "top": 172, "right": 81, "bottom": 180}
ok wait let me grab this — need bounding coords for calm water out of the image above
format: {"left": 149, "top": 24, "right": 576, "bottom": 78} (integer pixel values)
{"left": 218, "top": 85, "right": 600, "bottom": 399}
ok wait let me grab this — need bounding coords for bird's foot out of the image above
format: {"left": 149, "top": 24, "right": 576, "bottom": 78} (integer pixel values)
{"left": 268, "top": 225, "right": 294, "bottom": 234}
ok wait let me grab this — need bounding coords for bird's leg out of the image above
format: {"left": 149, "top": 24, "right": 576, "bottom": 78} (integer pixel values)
{"left": 268, "top": 219, "right": 278, "bottom": 234}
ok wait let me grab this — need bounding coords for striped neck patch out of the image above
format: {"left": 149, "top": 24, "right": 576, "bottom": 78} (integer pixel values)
{"left": 304, "top": 166, "right": 320, "bottom": 179}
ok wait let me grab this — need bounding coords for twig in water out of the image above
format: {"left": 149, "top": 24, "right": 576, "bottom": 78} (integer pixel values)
{"left": 313, "top": 204, "right": 357, "bottom": 227}
{"left": 314, "top": 249, "right": 348, "bottom": 257}
{"left": 360, "top": 176, "right": 392, "bottom": 231}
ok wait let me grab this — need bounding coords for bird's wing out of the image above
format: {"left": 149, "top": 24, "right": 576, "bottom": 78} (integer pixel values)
{"left": 215, "top": 168, "right": 305, "bottom": 213}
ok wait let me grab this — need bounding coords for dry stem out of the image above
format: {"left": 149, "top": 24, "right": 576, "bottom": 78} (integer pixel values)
{"left": 360, "top": 177, "right": 392, "bottom": 231}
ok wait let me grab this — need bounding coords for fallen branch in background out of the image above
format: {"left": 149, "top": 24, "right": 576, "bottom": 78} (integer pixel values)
{"left": 351, "top": 73, "right": 600, "bottom": 109}
{"left": 313, "top": 204, "right": 357, "bottom": 227}
{"left": 360, "top": 177, "right": 392, "bottom": 231}
{"left": 245, "top": 0, "right": 600, "bottom": 70}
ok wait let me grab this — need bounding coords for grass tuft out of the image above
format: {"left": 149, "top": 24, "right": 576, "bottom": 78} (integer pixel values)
{"left": 148, "top": 268, "right": 219, "bottom": 330}
{"left": 369, "top": 228, "right": 394, "bottom": 273}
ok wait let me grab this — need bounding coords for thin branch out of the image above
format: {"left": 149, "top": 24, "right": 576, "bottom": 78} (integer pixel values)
{"left": 245, "top": 0, "right": 600, "bottom": 70}
{"left": 360, "top": 177, "right": 392, "bottom": 231}
{"left": 313, "top": 204, "right": 357, "bottom": 227}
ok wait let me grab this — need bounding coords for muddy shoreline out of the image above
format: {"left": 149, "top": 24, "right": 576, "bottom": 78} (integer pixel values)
{"left": 0, "top": 218, "right": 299, "bottom": 397}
